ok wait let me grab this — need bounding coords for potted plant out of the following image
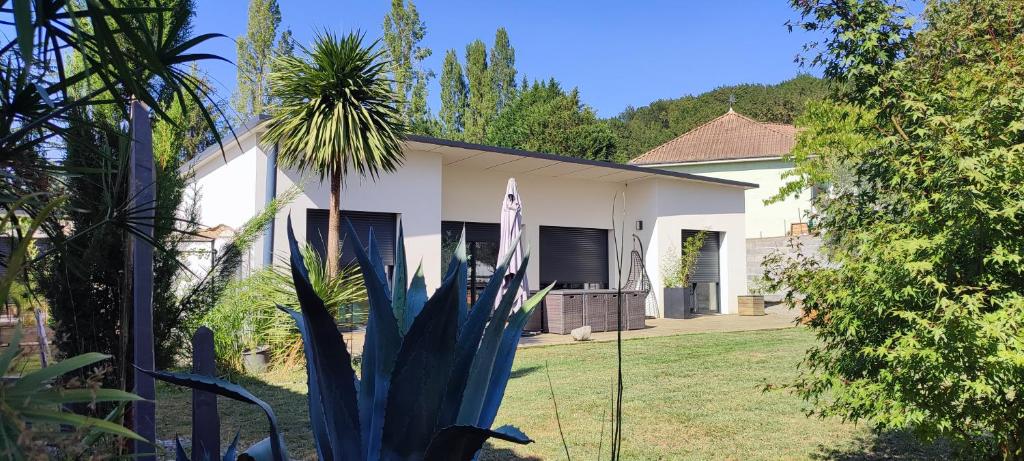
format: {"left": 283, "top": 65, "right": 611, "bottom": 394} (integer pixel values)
{"left": 738, "top": 276, "right": 767, "bottom": 316}
{"left": 240, "top": 323, "right": 271, "bottom": 374}
{"left": 662, "top": 231, "right": 707, "bottom": 319}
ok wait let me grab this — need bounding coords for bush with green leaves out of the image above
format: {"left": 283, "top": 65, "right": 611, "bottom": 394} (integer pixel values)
{"left": 771, "top": 0, "right": 1024, "bottom": 456}
{"left": 150, "top": 218, "right": 551, "bottom": 460}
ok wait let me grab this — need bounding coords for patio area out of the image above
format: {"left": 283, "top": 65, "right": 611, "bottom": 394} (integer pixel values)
{"left": 518, "top": 301, "right": 800, "bottom": 348}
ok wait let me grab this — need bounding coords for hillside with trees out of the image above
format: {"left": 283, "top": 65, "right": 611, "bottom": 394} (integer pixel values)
{"left": 605, "top": 74, "right": 829, "bottom": 161}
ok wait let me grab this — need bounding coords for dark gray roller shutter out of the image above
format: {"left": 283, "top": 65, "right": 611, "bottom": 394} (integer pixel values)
{"left": 441, "top": 221, "right": 499, "bottom": 243}
{"left": 540, "top": 226, "right": 609, "bottom": 286}
{"left": 307, "top": 209, "right": 397, "bottom": 266}
{"left": 682, "top": 230, "right": 720, "bottom": 283}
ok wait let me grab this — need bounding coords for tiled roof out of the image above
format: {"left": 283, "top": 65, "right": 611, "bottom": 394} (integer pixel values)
{"left": 630, "top": 110, "right": 796, "bottom": 165}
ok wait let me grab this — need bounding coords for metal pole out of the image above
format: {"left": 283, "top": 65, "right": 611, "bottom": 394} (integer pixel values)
{"left": 129, "top": 100, "right": 156, "bottom": 459}
{"left": 262, "top": 143, "right": 278, "bottom": 267}
{"left": 191, "top": 327, "right": 219, "bottom": 460}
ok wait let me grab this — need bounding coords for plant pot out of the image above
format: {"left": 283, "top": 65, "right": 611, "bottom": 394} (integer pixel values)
{"left": 664, "top": 287, "right": 696, "bottom": 319}
{"left": 242, "top": 346, "right": 271, "bottom": 374}
{"left": 738, "top": 295, "right": 765, "bottom": 316}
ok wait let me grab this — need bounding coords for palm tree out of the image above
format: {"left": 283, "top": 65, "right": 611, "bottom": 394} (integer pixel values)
{"left": 264, "top": 31, "right": 405, "bottom": 278}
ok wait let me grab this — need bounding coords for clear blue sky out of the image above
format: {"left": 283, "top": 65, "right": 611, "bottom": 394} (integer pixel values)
{"left": 192, "top": 1, "right": 822, "bottom": 120}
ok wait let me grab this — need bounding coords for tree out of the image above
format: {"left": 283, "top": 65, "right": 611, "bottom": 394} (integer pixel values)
{"left": 235, "top": 0, "right": 290, "bottom": 121}
{"left": 264, "top": 31, "right": 405, "bottom": 279}
{"left": 490, "top": 28, "right": 517, "bottom": 113}
{"left": 486, "top": 79, "right": 617, "bottom": 162}
{"left": 439, "top": 49, "right": 467, "bottom": 138}
{"left": 463, "top": 40, "right": 493, "bottom": 143}
{"left": 42, "top": 0, "right": 223, "bottom": 376}
{"left": 383, "top": 0, "right": 433, "bottom": 133}
{"left": 769, "top": 0, "right": 1024, "bottom": 457}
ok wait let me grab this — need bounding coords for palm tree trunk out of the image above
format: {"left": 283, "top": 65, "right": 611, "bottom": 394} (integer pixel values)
{"left": 327, "top": 166, "right": 342, "bottom": 279}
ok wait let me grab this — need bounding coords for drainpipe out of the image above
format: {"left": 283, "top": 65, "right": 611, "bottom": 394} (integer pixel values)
{"left": 262, "top": 143, "right": 278, "bottom": 267}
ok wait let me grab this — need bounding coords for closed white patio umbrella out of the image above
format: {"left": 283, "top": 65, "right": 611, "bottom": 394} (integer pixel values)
{"left": 498, "top": 178, "right": 529, "bottom": 312}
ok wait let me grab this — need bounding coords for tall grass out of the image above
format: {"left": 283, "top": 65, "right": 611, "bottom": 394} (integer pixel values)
{"left": 199, "top": 243, "right": 366, "bottom": 371}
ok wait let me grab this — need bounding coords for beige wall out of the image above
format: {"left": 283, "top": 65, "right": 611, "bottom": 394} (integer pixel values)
{"left": 658, "top": 159, "right": 811, "bottom": 238}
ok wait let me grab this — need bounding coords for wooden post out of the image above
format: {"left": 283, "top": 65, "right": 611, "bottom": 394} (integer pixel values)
{"left": 129, "top": 100, "right": 156, "bottom": 459}
{"left": 191, "top": 327, "right": 219, "bottom": 459}
{"left": 34, "top": 309, "right": 48, "bottom": 368}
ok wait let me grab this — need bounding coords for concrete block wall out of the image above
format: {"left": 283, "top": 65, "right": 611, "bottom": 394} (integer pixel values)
{"left": 746, "top": 235, "right": 823, "bottom": 302}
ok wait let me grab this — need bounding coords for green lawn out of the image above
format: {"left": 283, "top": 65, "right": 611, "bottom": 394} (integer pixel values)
{"left": 156, "top": 328, "right": 948, "bottom": 460}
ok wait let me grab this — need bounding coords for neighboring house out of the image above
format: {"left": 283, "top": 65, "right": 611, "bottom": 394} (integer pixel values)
{"left": 630, "top": 109, "right": 811, "bottom": 239}
{"left": 182, "top": 120, "right": 755, "bottom": 316}
{"left": 630, "top": 109, "right": 818, "bottom": 298}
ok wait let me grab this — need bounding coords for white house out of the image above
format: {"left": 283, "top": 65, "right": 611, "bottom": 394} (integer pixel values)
{"left": 630, "top": 109, "right": 811, "bottom": 239}
{"left": 182, "top": 119, "right": 755, "bottom": 316}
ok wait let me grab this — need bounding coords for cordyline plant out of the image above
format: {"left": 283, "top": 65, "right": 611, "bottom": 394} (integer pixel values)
{"left": 146, "top": 216, "right": 551, "bottom": 460}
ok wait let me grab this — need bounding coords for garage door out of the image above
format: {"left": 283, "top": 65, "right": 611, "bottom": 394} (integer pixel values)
{"left": 540, "top": 225, "right": 609, "bottom": 289}
{"left": 306, "top": 209, "right": 397, "bottom": 266}
{"left": 681, "top": 230, "right": 720, "bottom": 283}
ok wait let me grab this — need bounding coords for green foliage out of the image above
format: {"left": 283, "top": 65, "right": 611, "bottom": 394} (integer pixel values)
{"left": 200, "top": 243, "right": 366, "bottom": 371}
{"left": 486, "top": 79, "right": 618, "bottom": 162}
{"left": 607, "top": 75, "right": 829, "bottom": 161}
{"left": 661, "top": 230, "right": 706, "bottom": 289}
{"left": 266, "top": 30, "right": 405, "bottom": 184}
{"left": 770, "top": 0, "right": 1024, "bottom": 457}
{"left": 489, "top": 28, "right": 517, "bottom": 113}
{"left": 265, "top": 30, "right": 405, "bottom": 278}
{"left": 463, "top": 39, "right": 493, "bottom": 143}
{"left": 235, "top": 0, "right": 291, "bottom": 121}
{"left": 40, "top": 0, "right": 224, "bottom": 374}
{"left": 1, "top": 328, "right": 144, "bottom": 460}
{"left": 383, "top": 0, "right": 434, "bottom": 132}
{"left": 439, "top": 49, "right": 468, "bottom": 138}
{"left": 156, "top": 220, "right": 550, "bottom": 460}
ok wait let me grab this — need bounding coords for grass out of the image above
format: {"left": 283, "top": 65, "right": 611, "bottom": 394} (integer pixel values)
{"left": 155, "top": 327, "right": 949, "bottom": 460}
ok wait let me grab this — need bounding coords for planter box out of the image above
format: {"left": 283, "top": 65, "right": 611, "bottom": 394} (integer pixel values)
{"left": 738, "top": 295, "right": 766, "bottom": 316}
{"left": 663, "top": 287, "right": 694, "bottom": 319}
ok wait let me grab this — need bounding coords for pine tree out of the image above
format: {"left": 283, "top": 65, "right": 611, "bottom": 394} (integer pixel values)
{"left": 490, "top": 27, "right": 516, "bottom": 113}
{"left": 439, "top": 49, "right": 467, "bottom": 138}
{"left": 234, "top": 0, "right": 283, "bottom": 121}
{"left": 383, "top": 0, "right": 433, "bottom": 130}
{"left": 463, "top": 40, "right": 492, "bottom": 143}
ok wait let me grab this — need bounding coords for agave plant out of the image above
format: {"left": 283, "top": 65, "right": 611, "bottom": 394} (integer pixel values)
{"left": 147, "top": 216, "right": 551, "bottom": 460}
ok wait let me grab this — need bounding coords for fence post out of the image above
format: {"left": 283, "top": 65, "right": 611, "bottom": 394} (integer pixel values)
{"left": 192, "top": 326, "right": 219, "bottom": 459}
{"left": 128, "top": 100, "right": 156, "bottom": 459}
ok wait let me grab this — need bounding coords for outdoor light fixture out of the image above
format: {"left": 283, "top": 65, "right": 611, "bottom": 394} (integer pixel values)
{"left": 635, "top": 220, "right": 643, "bottom": 231}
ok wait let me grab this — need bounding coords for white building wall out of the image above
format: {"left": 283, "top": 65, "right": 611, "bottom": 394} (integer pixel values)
{"left": 187, "top": 134, "right": 749, "bottom": 318}
{"left": 626, "top": 178, "right": 747, "bottom": 315}
{"left": 441, "top": 166, "right": 626, "bottom": 290}
{"left": 188, "top": 135, "right": 262, "bottom": 231}
{"left": 271, "top": 147, "right": 444, "bottom": 289}
{"left": 659, "top": 159, "right": 811, "bottom": 238}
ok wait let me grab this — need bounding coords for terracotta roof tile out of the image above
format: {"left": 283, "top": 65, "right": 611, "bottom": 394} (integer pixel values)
{"left": 630, "top": 110, "right": 796, "bottom": 165}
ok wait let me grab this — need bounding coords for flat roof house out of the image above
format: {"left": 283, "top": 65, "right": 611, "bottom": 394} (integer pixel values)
{"left": 183, "top": 120, "right": 755, "bottom": 316}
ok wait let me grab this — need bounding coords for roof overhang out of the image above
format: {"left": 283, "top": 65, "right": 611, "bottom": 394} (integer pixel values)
{"left": 631, "top": 155, "right": 786, "bottom": 168}
{"left": 179, "top": 119, "right": 757, "bottom": 190}
{"left": 406, "top": 135, "right": 757, "bottom": 189}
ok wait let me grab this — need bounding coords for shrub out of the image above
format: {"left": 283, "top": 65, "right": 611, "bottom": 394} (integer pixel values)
{"left": 661, "top": 230, "right": 706, "bottom": 288}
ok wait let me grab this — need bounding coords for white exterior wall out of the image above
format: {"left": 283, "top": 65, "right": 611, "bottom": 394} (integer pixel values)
{"left": 187, "top": 134, "right": 750, "bottom": 317}
{"left": 188, "top": 135, "right": 262, "bottom": 231}
{"left": 625, "top": 178, "right": 747, "bottom": 314}
{"left": 441, "top": 166, "right": 625, "bottom": 290}
{"left": 659, "top": 159, "right": 811, "bottom": 238}
{"left": 271, "top": 148, "right": 444, "bottom": 289}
